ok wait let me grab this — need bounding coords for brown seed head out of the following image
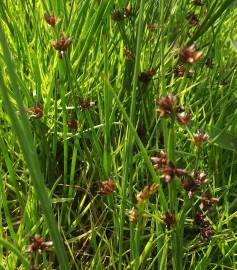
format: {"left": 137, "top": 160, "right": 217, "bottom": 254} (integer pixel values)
{"left": 123, "top": 47, "right": 135, "bottom": 60}
{"left": 199, "top": 190, "right": 219, "bottom": 210}
{"left": 136, "top": 186, "right": 150, "bottom": 204}
{"left": 99, "top": 179, "right": 116, "bottom": 196}
{"left": 26, "top": 235, "right": 53, "bottom": 254}
{"left": 162, "top": 212, "right": 176, "bottom": 229}
{"left": 139, "top": 69, "right": 156, "bottom": 83}
{"left": 111, "top": 10, "right": 124, "bottom": 21}
{"left": 176, "top": 109, "right": 192, "bottom": 126}
{"left": 182, "top": 177, "right": 198, "bottom": 198}
{"left": 79, "top": 99, "right": 96, "bottom": 111}
{"left": 28, "top": 103, "right": 43, "bottom": 120}
{"left": 136, "top": 183, "right": 159, "bottom": 204}
{"left": 44, "top": 13, "right": 57, "bottom": 26}
{"left": 149, "top": 183, "right": 159, "bottom": 194}
{"left": 112, "top": 4, "right": 133, "bottom": 22}
{"left": 127, "top": 207, "right": 138, "bottom": 223}
{"left": 173, "top": 65, "right": 186, "bottom": 77}
{"left": 179, "top": 45, "right": 203, "bottom": 64}
{"left": 150, "top": 150, "right": 167, "bottom": 170}
{"left": 156, "top": 94, "right": 176, "bottom": 118}
{"left": 67, "top": 119, "right": 79, "bottom": 131}
{"left": 195, "top": 212, "right": 214, "bottom": 241}
{"left": 182, "top": 171, "right": 207, "bottom": 197}
{"left": 193, "top": 130, "right": 209, "bottom": 146}
{"left": 186, "top": 12, "right": 199, "bottom": 27}
{"left": 161, "top": 161, "right": 177, "bottom": 183}
{"left": 200, "top": 225, "right": 214, "bottom": 241}
{"left": 194, "top": 211, "right": 206, "bottom": 226}
{"left": 52, "top": 34, "right": 73, "bottom": 58}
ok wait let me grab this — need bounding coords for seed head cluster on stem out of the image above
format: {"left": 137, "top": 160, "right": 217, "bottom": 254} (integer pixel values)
{"left": 155, "top": 94, "right": 191, "bottom": 126}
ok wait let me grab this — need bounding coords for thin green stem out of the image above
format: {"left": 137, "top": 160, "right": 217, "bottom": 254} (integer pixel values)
{"left": 118, "top": 1, "right": 146, "bottom": 267}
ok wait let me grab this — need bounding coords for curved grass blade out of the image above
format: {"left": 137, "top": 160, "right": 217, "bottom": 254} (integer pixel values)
{"left": 0, "top": 20, "right": 70, "bottom": 270}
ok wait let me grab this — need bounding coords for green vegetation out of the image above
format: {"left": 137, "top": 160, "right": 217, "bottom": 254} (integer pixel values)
{"left": 0, "top": 0, "right": 237, "bottom": 269}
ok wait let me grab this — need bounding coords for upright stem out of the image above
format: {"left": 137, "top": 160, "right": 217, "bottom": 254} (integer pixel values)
{"left": 118, "top": 1, "right": 145, "bottom": 269}
{"left": 103, "top": 19, "right": 112, "bottom": 178}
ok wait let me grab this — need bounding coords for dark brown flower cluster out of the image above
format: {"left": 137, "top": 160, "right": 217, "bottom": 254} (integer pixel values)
{"left": 194, "top": 211, "right": 214, "bottom": 241}
{"left": 151, "top": 152, "right": 209, "bottom": 198}
{"left": 139, "top": 69, "right": 156, "bottom": 84}
{"left": 67, "top": 119, "right": 79, "bottom": 131}
{"left": 52, "top": 34, "right": 73, "bottom": 59}
{"left": 186, "top": 12, "right": 199, "bottom": 27}
{"left": 79, "top": 99, "right": 96, "bottom": 111}
{"left": 27, "top": 103, "right": 43, "bottom": 120}
{"left": 151, "top": 151, "right": 188, "bottom": 183}
{"left": 136, "top": 183, "right": 159, "bottom": 203}
{"left": 199, "top": 190, "right": 219, "bottom": 210}
{"left": 162, "top": 212, "right": 176, "bottom": 230}
{"left": 112, "top": 4, "right": 132, "bottom": 21}
{"left": 161, "top": 161, "right": 188, "bottom": 183}
{"left": 173, "top": 65, "right": 194, "bottom": 78}
{"left": 98, "top": 178, "right": 116, "bottom": 196}
{"left": 193, "top": 130, "right": 209, "bottom": 146}
{"left": 176, "top": 107, "right": 192, "bottom": 125}
{"left": 182, "top": 171, "right": 207, "bottom": 198}
{"left": 123, "top": 47, "right": 135, "bottom": 60}
{"left": 179, "top": 45, "right": 203, "bottom": 64}
{"left": 150, "top": 150, "right": 167, "bottom": 170}
{"left": 155, "top": 94, "right": 191, "bottom": 125}
{"left": 173, "top": 64, "right": 186, "bottom": 77}
{"left": 26, "top": 235, "right": 53, "bottom": 254}
{"left": 156, "top": 94, "right": 176, "bottom": 118}
{"left": 44, "top": 13, "right": 58, "bottom": 26}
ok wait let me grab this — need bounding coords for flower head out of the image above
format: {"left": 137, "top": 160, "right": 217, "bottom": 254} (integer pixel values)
{"left": 162, "top": 212, "right": 176, "bottom": 229}
{"left": 179, "top": 45, "right": 203, "bottom": 64}
{"left": 150, "top": 150, "right": 167, "bottom": 170}
{"left": 199, "top": 190, "right": 219, "bottom": 210}
{"left": 173, "top": 65, "right": 186, "bottom": 77}
{"left": 26, "top": 235, "right": 53, "bottom": 254}
{"left": 44, "top": 13, "right": 57, "bottom": 26}
{"left": 98, "top": 179, "right": 116, "bottom": 196}
{"left": 182, "top": 171, "right": 207, "bottom": 198}
{"left": 127, "top": 207, "right": 138, "bottom": 223}
{"left": 175, "top": 107, "right": 192, "bottom": 125}
{"left": 193, "top": 130, "right": 209, "bottom": 146}
{"left": 27, "top": 103, "right": 43, "bottom": 120}
{"left": 156, "top": 94, "right": 176, "bottom": 118}
{"left": 161, "top": 161, "right": 177, "bottom": 183}
{"left": 52, "top": 34, "right": 73, "bottom": 58}
{"left": 79, "top": 99, "right": 96, "bottom": 111}
{"left": 186, "top": 13, "right": 199, "bottom": 27}
{"left": 136, "top": 184, "right": 159, "bottom": 204}
{"left": 123, "top": 47, "right": 135, "bottom": 60}
{"left": 67, "top": 119, "right": 79, "bottom": 131}
{"left": 139, "top": 69, "right": 156, "bottom": 83}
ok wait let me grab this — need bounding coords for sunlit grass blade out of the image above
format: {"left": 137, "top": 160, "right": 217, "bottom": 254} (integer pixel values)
{"left": 0, "top": 21, "right": 70, "bottom": 269}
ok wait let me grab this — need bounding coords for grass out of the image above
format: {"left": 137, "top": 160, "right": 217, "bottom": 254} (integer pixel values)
{"left": 0, "top": 0, "right": 237, "bottom": 269}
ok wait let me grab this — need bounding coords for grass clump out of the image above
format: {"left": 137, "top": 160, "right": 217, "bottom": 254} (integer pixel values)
{"left": 0, "top": 0, "right": 237, "bottom": 269}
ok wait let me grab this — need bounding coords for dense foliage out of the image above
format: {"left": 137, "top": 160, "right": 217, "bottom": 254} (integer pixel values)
{"left": 0, "top": 1, "right": 237, "bottom": 269}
